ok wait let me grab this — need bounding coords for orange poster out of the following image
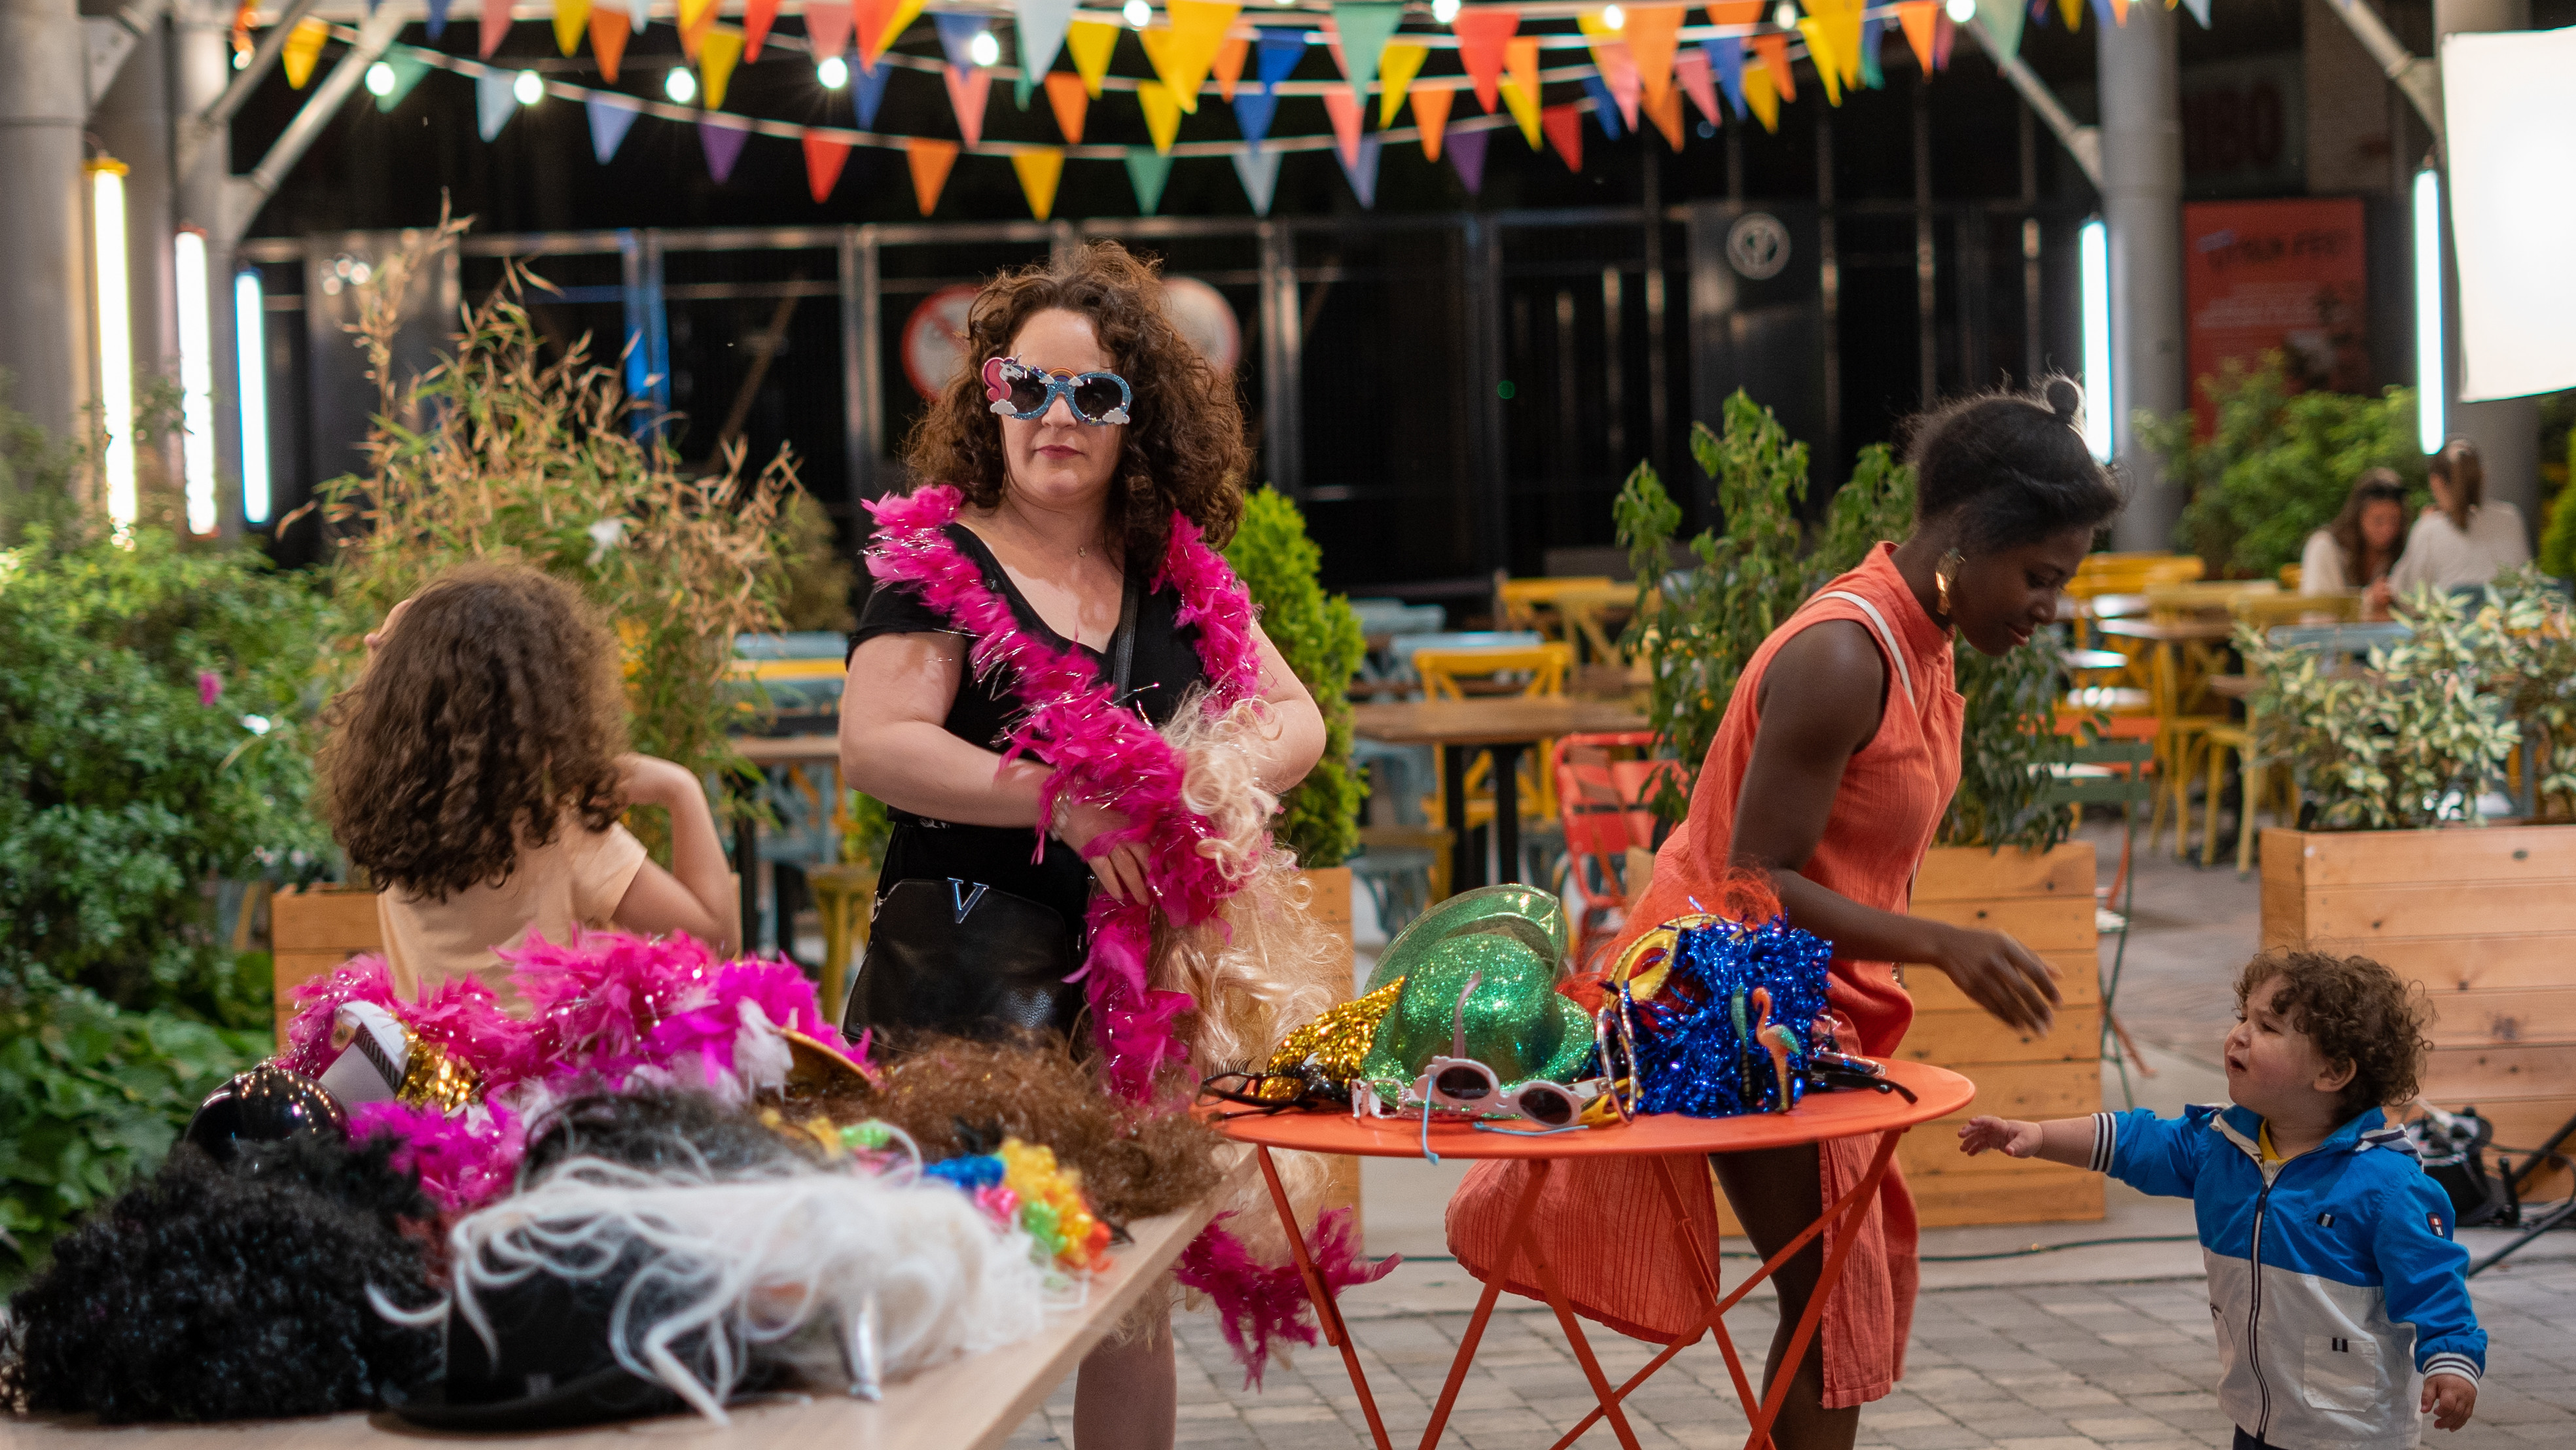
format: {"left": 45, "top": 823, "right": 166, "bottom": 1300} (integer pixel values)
{"left": 2183, "top": 198, "right": 2369, "bottom": 435}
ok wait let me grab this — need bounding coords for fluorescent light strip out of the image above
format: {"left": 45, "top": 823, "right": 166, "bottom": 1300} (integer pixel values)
{"left": 235, "top": 269, "right": 272, "bottom": 527}
{"left": 2078, "top": 217, "right": 2113, "bottom": 465}
{"left": 175, "top": 230, "right": 218, "bottom": 535}
{"left": 92, "top": 161, "right": 136, "bottom": 533}
{"left": 2413, "top": 166, "right": 2446, "bottom": 456}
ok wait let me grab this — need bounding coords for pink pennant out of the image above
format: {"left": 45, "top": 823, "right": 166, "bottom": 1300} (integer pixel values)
{"left": 808, "top": 1, "right": 853, "bottom": 59}
{"left": 1675, "top": 48, "right": 1721, "bottom": 126}
{"left": 478, "top": 0, "right": 512, "bottom": 58}
{"left": 1321, "top": 88, "right": 1365, "bottom": 168}
{"left": 944, "top": 64, "right": 992, "bottom": 147}
{"left": 1596, "top": 39, "right": 1642, "bottom": 133}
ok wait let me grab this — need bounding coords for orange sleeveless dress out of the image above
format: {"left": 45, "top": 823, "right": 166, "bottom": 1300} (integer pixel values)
{"left": 1444, "top": 542, "right": 1963, "bottom": 1409}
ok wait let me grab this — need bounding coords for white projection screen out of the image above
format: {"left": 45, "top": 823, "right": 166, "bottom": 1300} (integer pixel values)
{"left": 2442, "top": 27, "right": 2576, "bottom": 402}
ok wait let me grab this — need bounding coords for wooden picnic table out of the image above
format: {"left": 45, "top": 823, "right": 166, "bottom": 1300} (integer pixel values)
{"left": 1350, "top": 698, "right": 1645, "bottom": 892}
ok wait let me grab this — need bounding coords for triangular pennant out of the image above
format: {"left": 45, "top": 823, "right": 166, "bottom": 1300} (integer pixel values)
{"left": 625, "top": 0, "right": 647, "bottom": 33}
{"left": 553, "top": 0, "right": 591, "bottom": 56}
{"left": 1338, "top": 132, "right": 1382, "bottom": 207}
{"left": 1933, "top": 9, "right": 1958, "bottom": 65}
{"left": 1321, "top": 88, "right": 1364, "bottom": 168}
{"left": 944, "top": 64, "right": 992, "bottom": 145}
{"left": 426, "top": 0, "right": 452, "bottom": 40}
{"left": 282, "top": 18, "right": 328, "bottom": 88}
{"left": 1328, "top": 3, "right": 1404, "bottom": 105}
{"left": 804, "top": 132, "right": 851, "bottom": 200}
{"left": 1501, "top": 37, "right": 1541, "bottom": 145}
{"left": 1580, "top": 72, "right": 1626, "bottom": 139}
{"left": 699, "top": 26, "right": 744, "bottom": 109}
{"left": 1232, "top": 86, "right": 1279, "bottom": 145}
{"left": 474, "top": 69, "right": 516, "bottom": 139}
{"left": 1647, "top": 80, "right": 1685, "bottom": 148}
{"left": 371, "top": 47, "right": 432, "bottom": 110}
{"left": 855, "top": 55, "right": 893, "bottom": 126}
{"left": 1125, "top": 147, "right": 1175, "bottom": 212}
{"left": 1857, "top": 12, "right": 1886, "bottom": 87}
{"left": 906, "top": 137, "right": 959, "bottom": 213}
{"left": 1826, "top": 0, "right": 1866, "bottom": 86}
{"left": 588, "top": 7, "right": 629, "bottom": 79}
{"left": 1213, "top": 35, "right": 1248, "bottom": 99}
{"left": 1378, "top": 41, "right": 1428, "bottom": 126}
{"left": 1796, "top": 19, "right": 1844, "bottom": 105}
{"left": 1014, "top": 0, "right": 1077, "bottom": 105}
{"left": 1253, "top": 25, "right": 1304, "bottom": 91}
{"left": 480, "top": 0, "right": 512, "bottom": 59}
{"left": 585, "top": 94, "right": 640, "bottom": 160}
{"left": 1541, "top": 103, "right": 1584, "bottom": 169}
{"left": 1623, "top": 5, "right": 1684, "bottom": 111}
{"left": 678, "top": 0, "right": 716, "bottom": 58}
{"left": 1232, "top": 146, "right": 1281, "bottom": 215}
{"left": 2075, "top": 0, "right": 2101, "bottom": 28}
{"left": 1975, "top": 0, "right": 2023, "bottom": 57}
{"left": 1012, "top": 148, "right": 1065, "bottom": 219}
{"left": 2178, "top": 0, "right": 2212, "bottom": 26}
{"left": 1137, "top": 80, "right": 1185, "bottom": 152}
{"left": 742, "top": 0, "right": 779, "bottom": 59}
{"left": 1595, "top": 39, "right": 1642, "bottom": 130}
{"left": 934, "top": 12, "right": 987, "bottom": 70}
{"left": 1675, "top": 47, "right": 1719, "bottom": 124}
{"left": 698, "top": 118, "right": 749, "bottom": 181}
{"left": 1044, "top": 69, "right": 1090, "bottom": 141}
{"left": 808, "top": 1, "right": 853, "bottom": 58}
{"left": 1066, "top": 20, "right": 1119, "bottom": 97}
{"left": 861, "top": 0, "right": 926, "bottom": 63}
{"left": 1748, "top": 33, "right": 1794, "bottom": 102}
{"left": 1448, "top": 124, "right": 1490, "bottom": 193}
{"left": 1452, "top": 6, "right": 1516, "bottom": 114}
{"left": 1704, "top": 0, "right": 1762, "bottom": 22}
{"left": 1702, "top": 37, "right": 1746, "bottom": 116}
{"left": 1742, "top": 55, "right": 1779, "bottom": 130}
{"left": 1143, "top": 0, "right": 1238, "bottom": 113}
{"left": 1897, "top": 0, "right": 1938, "bottom": 71}
{"left": 1410, "top": 83, "right": 1452, "bottom": 158}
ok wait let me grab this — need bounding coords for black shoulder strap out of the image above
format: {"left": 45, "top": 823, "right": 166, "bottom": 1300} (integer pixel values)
{"left": 1110, "top": 565, "right": 1143, "bottom": 698}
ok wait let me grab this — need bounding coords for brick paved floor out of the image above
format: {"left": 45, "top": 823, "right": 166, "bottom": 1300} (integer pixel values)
{"left": 1004, "top": 1252, "right": 2576, "bottom": 1449}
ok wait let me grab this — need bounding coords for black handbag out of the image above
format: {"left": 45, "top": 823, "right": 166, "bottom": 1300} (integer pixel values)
{"left": 839, "top": 570, "right": 1141, "bottom": 1042}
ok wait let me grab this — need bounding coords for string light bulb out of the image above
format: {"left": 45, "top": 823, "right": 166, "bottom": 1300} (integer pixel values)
{"left": 513, "top": 69, "right": 543, "bottom": 106}
{"left": 1944, "top": 0, "right": 1975, "bottom": 20}
{"left": 1602, "top": 4, "right": 1626, "bottom": 28}
{"left": 365, "top": 60, "right": 395, "bottom": 96}
{"left": 818, "top": 55, "right": 849, "bottom": 88}
{"left": 1432, "top": 0, "right": 1459, "bottom": 18}
{"left": 1773, "top": 1, "right": 1798, "bottom": 27}
{"left": 968, "top": 29, "right": 999, "bottom": 65}
{"left": 665, "top": 66, "right": 698, "bottom": 103}
{"left": 1123, "top": 0, "right": 1152, "bottom": 27}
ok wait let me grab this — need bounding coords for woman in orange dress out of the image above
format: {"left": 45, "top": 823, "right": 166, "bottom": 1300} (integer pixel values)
{"left": 1449, "top": 379, "right": 2124, "bottom": 1448}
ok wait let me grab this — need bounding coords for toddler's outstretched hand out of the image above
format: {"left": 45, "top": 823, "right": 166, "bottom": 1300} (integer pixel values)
{"left": 1957, "top": 1116, "right": 2043, "bottom": 1158}
{"left": 2423, "top": 1372, "right": 2477, "bottom": 1431}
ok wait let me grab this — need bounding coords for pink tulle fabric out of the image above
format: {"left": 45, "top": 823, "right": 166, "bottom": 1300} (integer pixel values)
{"left": 863, "top": 484, "right": 1262, "bottom": 1099}
{"left": 1175, "top": 1208, "right": 1397, "bottom": 1389}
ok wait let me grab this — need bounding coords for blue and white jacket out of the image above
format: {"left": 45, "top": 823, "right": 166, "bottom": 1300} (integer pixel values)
{"left": 2091, "top": 1104, "right": 2484, "bottom": 1450}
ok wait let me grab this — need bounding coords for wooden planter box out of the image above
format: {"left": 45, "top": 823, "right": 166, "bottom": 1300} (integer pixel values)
{"left": 1298, "top": 865, "right": 1361, "bottom": 1224}
{"left": 270, "top": 884, "right": 385, "bottom": 1044}
{"left": 2261, "top": 824, "right": 2576, "bottom": 1197}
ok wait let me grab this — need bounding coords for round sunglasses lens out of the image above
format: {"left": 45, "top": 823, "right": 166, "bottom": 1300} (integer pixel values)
{"left": 1518, "top": 1086, "right": 1577, "bottom": 1125}
{"left": 1071, "top": 378, "right": 1124, "bottom": 419}
{"left": 1433, "top": 1065, "right": 1492, "bottom": 1101}
{"left": 1008, "top": 378, "right": 1052, "bottom": 414}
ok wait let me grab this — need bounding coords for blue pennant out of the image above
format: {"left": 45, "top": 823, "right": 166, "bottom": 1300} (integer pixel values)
{"left": 1702, "top": 37, "right": 1747, "bottom": 120}
{"left": 1581, "top": 73, "right": 1624, "bottom": 140}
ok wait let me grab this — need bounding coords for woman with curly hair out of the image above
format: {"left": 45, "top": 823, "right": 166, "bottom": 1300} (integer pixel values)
{"left": 838, "top": 241, "right": 1327, "bottom": 1449}
{"left": 321, "top": 565, "right": 738, "bottom": 1004}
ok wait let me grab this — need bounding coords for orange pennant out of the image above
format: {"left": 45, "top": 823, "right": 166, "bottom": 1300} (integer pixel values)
{"left": 1213, "top": 35, "right": 1248, "bottom": 100}
{"left": 1704, "top": 0, "right": 1762, "bottom": 24}
{"left": 1504, "top": 35, "right": 1540, "bottom": 115}
{"left": 743, "top": 0, "right": 779, "bottom": 60}
{"left": 804, "top": 133, "right": 851, "bottom": 202}
{"left": 1044, "top": 69, "right": 1090, "bottom": 143}
{"left": 1646, "top": 83, "right": 1685, "bottom": 149}
{"left": 1622, "top": 5, "right": 1684, "bottom": 111}
{"left": 1452, "top": 6, "right": 1518, "bottom": 115}
{"left": 906, "top": 137, "right": 959, "bottom": 214}
{"left": 588, "top": 8, "right": 630, "bottom": 80}
{"left": 1749, "top": 32, "right": 1795, "bottom": 103}
{"left": 678, "top": 0, "right": 717, "bottom": 60}
{"left": 1322, "top": 88, "right": 1365, "bottom": 168}
{"left": 1540, "top": 103, "right": 1583, "bottom": 171}
{"left": 1410, "top": 83, "right": 1452, "bottom": 159}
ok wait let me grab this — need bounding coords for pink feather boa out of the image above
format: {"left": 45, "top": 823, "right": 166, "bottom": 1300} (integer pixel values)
{"left": 350, "top": 1099, "right": 524, "bottom": 1212}
{"left": 863, "top": 485, "right": 1262, "bottom": 1099}
{"left": 1174, "top": 1208, "right": 1398, "bottom": 1389}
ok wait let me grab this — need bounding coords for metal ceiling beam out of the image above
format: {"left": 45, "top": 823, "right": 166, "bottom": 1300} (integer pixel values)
{"left": 2321, "top": 0, "right": 2442, "bottom": 145}
{"left": 174, "top": 0, "right": 323, "bottom": 174}
{"left": 1964, "top": 20, "right": 2103, "bottom": 189}
{"left": 217, "top": 5, "right": 402, "bottom": 245}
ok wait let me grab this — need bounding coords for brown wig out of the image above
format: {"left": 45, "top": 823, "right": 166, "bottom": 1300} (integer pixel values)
{"left": 2325, "top": 468, "right": 2409, "bottom": 584}
{"left": 899, "top": 240, "right": 1248, "bottom": 559}
{"left": 319, "top": 565, "right": 628, "bottom": 902}
{"left": 2431, "top": 438, "right": 2484, "bottom": 531}
{"left": 2234, "top": 950, "right": 2431, "bottom": 1119}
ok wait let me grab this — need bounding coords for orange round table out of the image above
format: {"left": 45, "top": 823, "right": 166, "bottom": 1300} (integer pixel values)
{"left": 1210, "top": 1059, "right": 1975, "bottom": 1450}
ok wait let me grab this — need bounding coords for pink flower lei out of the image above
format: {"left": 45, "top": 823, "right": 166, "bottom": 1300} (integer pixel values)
{"left": 862, "top": 484, "right": 1262, "bottom": 1099}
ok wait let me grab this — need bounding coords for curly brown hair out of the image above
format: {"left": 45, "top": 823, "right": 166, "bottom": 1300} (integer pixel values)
{"left": 901, "top": 240, "right": 1248, "bottom": 557}
{"left": 2235, "top": 950, "right": 2432, "bottom": 1118}
{"left": 319, "top": 565, "right": 628, "bottom": 902}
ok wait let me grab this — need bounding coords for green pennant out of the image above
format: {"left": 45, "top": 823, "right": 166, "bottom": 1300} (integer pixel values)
{"left": 1125, "top": 147, "right": 1176, "bottom": 214}
{"left": 372, "top": 48, "right": 435, "bottom": 112}
{"left": 1329, "top": 2, "right": 1405, "bottom": 98}
{"left": 1973, "top": 0, "right": 2024, "bottom": 60}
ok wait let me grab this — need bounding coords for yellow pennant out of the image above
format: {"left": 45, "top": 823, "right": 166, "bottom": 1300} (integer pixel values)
{"left": 1795, "top": 18, "right": 1843, "bottom": 105}
{"left": 1143, "top": 0, "right": 1238, "bottom": 113}
{"left": 679, "top": 0, "right": 719, "bottom": 58}
{"left": 281, "top": 18, "right": 329, "bottom": 88}
{"left": 1377, "top": 41, "right": 1429, "bottom": 126}
{"left": 1743, "top": 62, "right": 1778, "bottom": 132}
{"left": 1825, "top": 0, "right": 1865, "bottom": 87}
{"left": 554, "top": 0, "right": 592, "bottom": 56}
{"left": 1012, "top": 149, "right": 1066, "bottom": 220}
{"left": 698, "top": 25, "right": 744, "bottom": 109}
{"left": 1500, "top": 78, "right": 1541, "bottom": 149}
{"left": 1137, "top": 80, "right": 1185, "bottom": 153}
{"left": 1503, "top": 35, "right": 1541, "bottom": 147}
{"left": 867, "top": 0, "right": 927, "bottom": 63}
{"left": 1066, "top": 20, "right": 1120, "bottom": 98}
{"left": 2058, "top": 0, "right": 2083, "bottom": 29}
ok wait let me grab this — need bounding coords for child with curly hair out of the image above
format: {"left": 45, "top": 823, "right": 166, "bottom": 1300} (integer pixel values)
{"left": 1960, "top": 950, "right": 2483, "bottom": 1449}
{"left": 321, "top": 565, "right": 738, "bottom": 1006}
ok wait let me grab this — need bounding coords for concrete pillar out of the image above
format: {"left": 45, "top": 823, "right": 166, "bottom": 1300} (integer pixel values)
{"left": 170, "top": 0, "right": 243, "bottom": 535}
{"left": 90, "top": 10, "right": 181, "bottom": 507}
{"left": 2435, "top": 0, "right": 2540, "bottom": 542}
{"left": 2097, "top": 3, "right": 2187, "bottom": 553}
{"left": 0, "top": 0, "right": 94, "bottom": 461}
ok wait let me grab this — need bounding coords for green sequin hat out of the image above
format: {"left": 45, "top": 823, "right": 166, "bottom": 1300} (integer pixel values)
{"left": 1355, "top": 885, "right": 1595, "bottom": 1098}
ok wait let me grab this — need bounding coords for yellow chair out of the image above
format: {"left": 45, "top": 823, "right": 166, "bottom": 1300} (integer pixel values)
{"left": 806, "top": 863, "right": 878, "bottom": 1023}
{"left": 2279, "top": 564, "right": 2304, "bottom": 592}
{"left": 2232, "top": 592, "right": 2360, "bottom": 629}
{"left": 1414, "top": 642, "right": 1573, "bottom": 824}
{"left": 1498, "top": 577, "right": 1635, "bottom": 667}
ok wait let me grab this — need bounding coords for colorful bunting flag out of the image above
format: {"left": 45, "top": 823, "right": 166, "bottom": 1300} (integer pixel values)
{"left": 1448, "top": 124, "right": 1490, "bottom": 193}
{"left": 426, "top": 0, "right": 452, "bottom": 41}
{"left": 1857, "top": 12, "right": 1886, "bottom": 88}
{"left": 1378, "top": 41, "right": 1429, "bottom": 126}
{"left": 1748, "top": 32, "right": 1795, "bottom": 101}
{"left": 1796, "top": 18, "right": 1844, "bottom": 105}
{"left": 934, "top": 13, "right": 988, "bottom": 70}
{"left": 1501, "top": 36, "right": 1541, "bottom": 147}
{"left": 861, "top": 0, "right": 926, "bottom": 63}
{"left": 1066, "top": 19, "right": 1120, "bottom": 97}
{"left": 1327, "top": 3, "right": 1405, "bottom": 107}
{"left": 1410, "top": 83, "right": 1452, "bottom": 158}
{"left": 944, "top": 63, "right": 992, "bottom": 145}
{"left": 743, "top": 0, "right": 779, "bottom": 60}
{"left": 554, "top": 0, "right": 591, "bottom": 57}
{"left": 371, "top": 48, "right": 432, "bottom": 111}
{"left": 281, "top": 18, "right": 328, "bottom": 88}
{"left": 1580, "top": 73, "right": 1624, "bottom": 139}
{"left": 1622, "top": 5, "right": 1684, "bottom": 111}
{"left": 678, "top": 0, "right": 716, "bottom": 58}
{"left": 1254, "top": 26, "right": 1305, "bottom": 92}
{"left": 854, "top": 56, "right": 893, "bottom": 126}
{"left": 805, "top": 132, "right": 851, "bottom": 200}
{"left": 590, "top": 7, "right": 630, "bottom": 79}
{"left": 1126, "top": 147, "right": 1175, "bottom": 211}
{"left": 699, "top": 118, "right": 749, "bottom": 181}
{"left": 1012, "top": 148, "right": 1065, "bottom": 219}
{"left": 1897, "top": 0, "right": 1939, "bottom": 72}
{"left": 906, "top": 137, "right": 958, "bottom": 213}
{"left": 1933, "top": 9, "right": 1957, "bottom": 65}
{"left": 1743, "top": 57, "right": 1779, "bottom": 130}
{"left": 1014, "top": 0, "right": 1077, "bottom": 105}
{"left": 808, "top": 1, "right": 853, "bottom": 59}
{"left": 1321, "top": 89, "right": 1364, "bottom": 167}
{"left": 1213, "top": 35, "right": 1247, "bottom": 99}
{"left": 699, "top": 26, "right": 744, "bottom": 109}
{"left": 1338, "top": 133, "right": 1382, "bottom": 207}
{"left": 1596, "top": 40, "right": 1643, "bottom": 131}
{"left": 474, "top": 69, "right": 516, "bottom": 139}
{"left": 1704, "top": 0, "right": 1763, "bottom": 26}
{"left": 1140, "top": 1, "right": 1238, "bottom": 114}
{"left": 585, "top": 94, "right": 640, "bottom": 160}
{"left": 480, "top": 0, "right": 514, "bottom": 58}
{"left": 1452, "top": 6, "right": 1516, "bottom": 114}
{"left": 1541, "top": 103, "right": 1583, "bottom": 171}
{"left": 1975, "top": 0, "right": 2024, "bottom": 58}
{"left": 2178, "top": 0, "right": 2211, "bottom": 26}
{"left": 1232, "top": 147, "right": 1281, "bottom": 215}
{"left": 1232, "top": 86, "right": 1278, "bottom": 145}
{"left": 625, "top": 0, "right": 648, "bottom": 33}
{"left": 1647, "top": 82, "right": 1685, "bottom": 147}
{"left": 1675, "top": 48, "right": 1721, "bottom": 125}
{"left": 1044, "top": 69, "right": 1090, "bottom": 141}
{"left": 1817, "top": 0, "right": 1865, "bottom": 88}
{"left": 1137, "top": 80, "right": 1183, "bottom": 153}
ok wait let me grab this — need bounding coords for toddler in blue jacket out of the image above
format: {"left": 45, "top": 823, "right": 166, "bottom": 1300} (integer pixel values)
{"left": 1959, "top": 949, "right": 2482, "bottom": 1450}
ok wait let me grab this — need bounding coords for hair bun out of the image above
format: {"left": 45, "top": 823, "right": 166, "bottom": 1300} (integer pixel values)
{"left": 2043, "top": 378, "right": 2083, "bottom": 425}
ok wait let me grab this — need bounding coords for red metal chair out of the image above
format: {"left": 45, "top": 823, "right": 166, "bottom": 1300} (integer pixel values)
{"left": 1552, "top": 732, "right": 1680, "bottom": 970}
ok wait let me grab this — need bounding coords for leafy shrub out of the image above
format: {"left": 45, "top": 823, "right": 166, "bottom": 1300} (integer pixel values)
{"left": 1221, "top": 487, "right": 1365, "bottom": 868}
{"left": 2139, "top": 352, "right": 2424, "bottom": 580}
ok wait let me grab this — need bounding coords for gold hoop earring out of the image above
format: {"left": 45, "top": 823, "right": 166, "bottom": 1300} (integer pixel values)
{"left": 1935, "top": 549, "right": 1964, "bottom": 619}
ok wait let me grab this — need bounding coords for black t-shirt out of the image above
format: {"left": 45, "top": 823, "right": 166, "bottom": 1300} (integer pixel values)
{"left": 850, "top": 523, "right": 1208, "bottom": 938}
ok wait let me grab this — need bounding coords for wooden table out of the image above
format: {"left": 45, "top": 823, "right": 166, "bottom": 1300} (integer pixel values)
{"left": 1213, "top": 1062, "right": 1975, "bottom": 1450}
{"left": 730, "top": 734, "right": 842, "bottom": 957}
{"left": 1350, "top": 698, "right": 1645, "bottom": 891}
{"left": 4, "top": 1164, "right": 1245, "bottom": 1450}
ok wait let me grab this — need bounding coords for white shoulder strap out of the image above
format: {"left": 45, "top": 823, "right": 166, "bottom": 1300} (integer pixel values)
{"left": 1815, "top": 590, "right": 1914, "bottom": 704}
